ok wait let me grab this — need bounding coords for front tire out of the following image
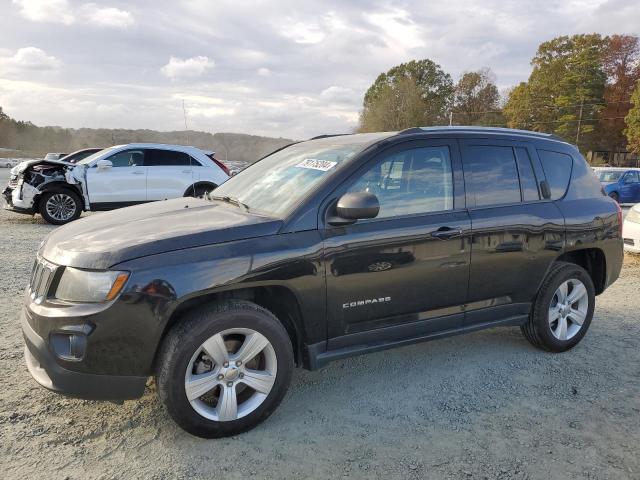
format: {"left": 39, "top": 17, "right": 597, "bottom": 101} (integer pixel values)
{"left": 521, "top": 262, "right": 595, "bottom": 352}
{"left": 39, "top": 189, "right": 82, "bottom": 225}
{"left": 156, "top": 300, "right": 294, "bottom": 438}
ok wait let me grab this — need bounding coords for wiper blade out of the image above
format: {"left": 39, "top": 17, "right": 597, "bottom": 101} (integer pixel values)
{"left": 210, "top": 195, "right": 249, "bottom": 212}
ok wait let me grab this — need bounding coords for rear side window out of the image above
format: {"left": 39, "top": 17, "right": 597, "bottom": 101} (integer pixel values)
{"left": 145, "top": 149, "right": 200, "bottom": 166}
{"left": 538, "top": 150, "right": 573, "bottom": 199}
{"left": 463, "top": 146, "right": 521, "bottom": 207}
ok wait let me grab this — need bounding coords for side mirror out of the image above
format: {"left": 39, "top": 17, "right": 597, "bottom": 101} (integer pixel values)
{"left": 328, "top": 192, "right": 380, "bottom": 225}
{"left": 97, "top": 159, "right": 112, "bottom": 169}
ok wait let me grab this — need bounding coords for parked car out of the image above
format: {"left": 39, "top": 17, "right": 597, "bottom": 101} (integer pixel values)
{"left": 2, "top": 158, "right": 21, "bottom": 168}
{"left": 2, "top": 143, "right": 230, "bottom": 224}
{"left": 596, "top": 167, "right": 640, "bottom": 203}
{"left": 59, "top": 147, "right": 104, "bottom": 164}
{"left": 21, "top": 127, "right": 623, "bottom": 438}
{"left": 43, "top": 153, "right": 68, "bottom": 161}
{"left": 622, "top": 203, "right": 640, "bottom": 253}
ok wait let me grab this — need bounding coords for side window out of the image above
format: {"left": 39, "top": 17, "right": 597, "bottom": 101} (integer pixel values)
{"left": 106, "top": 149, "right": 144, "bottom": 167}
{"left": 463, "top": 146, "right": 521, "bottom": 207}
{"left": 623, "top": 171, "right": 639, "bottom": 183}
{"left": 538, "top": 150, "right": 573, "bottom": 199}
{"left": 145, "top": 149, "right": 193, "bottom": 166}
{"left": 514, "top": 147, "right": 540, "bottom": 201}
{"left": 346, "top": 146, "right": 453, "bottom": 218}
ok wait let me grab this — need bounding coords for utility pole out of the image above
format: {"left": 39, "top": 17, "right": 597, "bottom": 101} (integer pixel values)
{"left": 449, "top": 111, "right": 453, "bottom": 126}
{"left": 575, "top": 98, "right": 584, "bottom": 146}
{"left": 182, "top": 100, "right": 190, "bottom": 145}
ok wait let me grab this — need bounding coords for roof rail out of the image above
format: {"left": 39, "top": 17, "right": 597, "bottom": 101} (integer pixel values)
{"left": 308, "top": 134, "right": 351, "bottom": 140}
{"left": 397, "top": 126, "right": 566, "bottom": 142}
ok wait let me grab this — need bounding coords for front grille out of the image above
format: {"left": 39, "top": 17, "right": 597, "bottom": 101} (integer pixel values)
{"left": 29, "top": 257, "right": 58, "bottom": 302}
{"left": 624, "top": 238, "right": 635, "bottom": 246}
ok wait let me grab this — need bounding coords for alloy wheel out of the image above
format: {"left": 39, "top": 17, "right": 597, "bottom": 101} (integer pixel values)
{"left": 45, "top": 193, "right": 77, "bottom": 222}
{"left": 548, "top": 279, "right": 589, "bottom": 341}
{"left": 184, "top": 328, "right": 277, "bottom": 422}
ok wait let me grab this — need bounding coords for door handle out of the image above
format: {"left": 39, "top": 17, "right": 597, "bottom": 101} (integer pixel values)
{"left": 132, "top": 171, "right": 145, "bottom": 175}
{"left": 182, "top": 169, "right": 192, "bottom": 173}
{"left": 431, "top": 226, "right": 463, "bottom": 239}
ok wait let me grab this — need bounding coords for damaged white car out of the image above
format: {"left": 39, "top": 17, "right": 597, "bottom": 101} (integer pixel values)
{"left": 2, "top": 143, "right": 230, "bottom": 225}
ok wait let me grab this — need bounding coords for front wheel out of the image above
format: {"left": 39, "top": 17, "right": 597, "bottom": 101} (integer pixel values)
{"left": 39, "top": 190, "right": 82, "bottom": 225}
{"left": 156, "top": 300, "right": 293, "bottom": 438}
{"left": 521, "top": 262, "right": 595, "bottom": 352}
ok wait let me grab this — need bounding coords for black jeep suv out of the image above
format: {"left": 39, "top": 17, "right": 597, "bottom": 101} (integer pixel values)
{"left": 22, "top": 127, "right": 623, "bottom": 438}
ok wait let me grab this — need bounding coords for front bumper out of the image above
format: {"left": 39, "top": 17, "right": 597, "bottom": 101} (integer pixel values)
{"left": 2, "top": 185, "right": 35, "bottom": 214}
{"left": 22, "top": 308, "right": 147, "bottom": 401}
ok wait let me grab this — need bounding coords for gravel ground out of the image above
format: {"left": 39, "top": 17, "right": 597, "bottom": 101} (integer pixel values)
{"left": 1, "top": 169, "right": 639, "bottom": 479}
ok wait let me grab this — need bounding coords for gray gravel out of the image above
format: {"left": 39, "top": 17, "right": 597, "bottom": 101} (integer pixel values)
{"left": 1, "top": 169, "right": 639, "bottom": 479}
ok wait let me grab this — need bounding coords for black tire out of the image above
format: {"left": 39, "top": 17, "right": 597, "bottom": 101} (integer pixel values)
{"left": 609, "top": 191, "right": 619, "bottom": 203}
{"left": 38, "top": 189, "right": 82, "bottom": 225}
{"left": 521, "top": 261, "right": 595, "bottom": 352}
{"left": 188, "top": 184, "right": 216, "bottom": 199}
{"left": 156, "top": 300, "right": 294, "bottom": 438}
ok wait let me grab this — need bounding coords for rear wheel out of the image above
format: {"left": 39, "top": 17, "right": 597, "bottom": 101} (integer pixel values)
{"left": 609, "top": 191, "right": 619, "bottom": 203}
{"left": 522, "top": 262, "right": 595, "bottom": 352}
{"left": 156, "top": 300, "right": 293, "bottom": 438}
{"left": 188, "top": 184, "right": 216, "bottom": 199}
{"left": 39, "top": 190, "right": 82, "bottom": 225}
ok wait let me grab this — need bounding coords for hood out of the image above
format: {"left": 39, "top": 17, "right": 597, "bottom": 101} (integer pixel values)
{"left": 40, "top": 198, "right": 283, "bottom": 269}
{"left": 13, "top": 158, "right": 76, "bottom": 175}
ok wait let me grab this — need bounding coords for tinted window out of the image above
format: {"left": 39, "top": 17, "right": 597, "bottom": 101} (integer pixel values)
{"left": 145, "top": 149, "right": 195, "bottom": 166}
{"left": 514, "top": 147, "right": 540, "bottom": 201}
{"left": 623, "top": 171, "right": 639, "bottom": 183}
{"left": 464, "top": 146, "right": 521, "bottom": 207}
{"left": 346, "top": 146, "right": 453, "bottom": 218}
{"left": 597, "top": 170, "right": 624, "bottom": 182}
{"left": 107, "top": 149, "right": 144, "bottom": 167}
{"left": 538, "top": 150, "right": 573, "bottom": 199}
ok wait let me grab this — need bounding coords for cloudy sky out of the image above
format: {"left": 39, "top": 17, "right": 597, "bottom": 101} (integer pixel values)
{"left": 0, "top": 0, "right": 638, "bottom": 139}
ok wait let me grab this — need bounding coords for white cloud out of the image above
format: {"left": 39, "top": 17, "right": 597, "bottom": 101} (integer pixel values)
{"left": 320, "top": 86, "right": 356, "bottom": 103}
{"left": 161, "top": 56, "right": 214, "bottom": 80}
{"left": 80, "top": 4, "right": 134, "bottom": 28}
{"left": 281, "top": 22, "right": 326, "bottom": 44}
{"left": 13, "top": 0, "right": 74, "bottom": 25}
{"left": 0, "top": 47, "right": 61, "bottom": 73}
{"left": 257, "top": 67, "right": 271, "bottom": 77}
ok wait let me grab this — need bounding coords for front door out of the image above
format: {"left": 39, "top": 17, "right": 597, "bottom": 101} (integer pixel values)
{"left": 323, "top": 140, "right": 471, "bottom": 348}
{"left": 620, "top": 170, "right": 640, "bottom": 203}
{"left": 86, "top": 148, "right": 147, "bottom": 205}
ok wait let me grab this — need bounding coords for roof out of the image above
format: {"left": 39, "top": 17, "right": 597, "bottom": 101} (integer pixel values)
{"left": 399, "top": 126, "right": 566, "bottom": 142}
{"left": 112, "top": 143, "right": 206, "bottom": 154}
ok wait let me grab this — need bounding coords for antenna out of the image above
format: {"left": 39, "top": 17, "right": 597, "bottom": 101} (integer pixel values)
{"left": 182, "top": 99, "right": 190, "bottom": 145}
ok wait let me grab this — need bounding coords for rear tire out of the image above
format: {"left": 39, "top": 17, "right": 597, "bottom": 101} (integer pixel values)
{"left": 609, "top": 191, "right": 619, "bottom": 203}
{"left": 38, "top": 189, "right": 82, "bottom": 225}
{"left": 156, "top": 300, "right": 294, "bottom": 438}
{"left": 521, "top": 262, "right": 595, "bottom": 352}
{"left": 188, "top": 184, "right": 216, "bottom": 199}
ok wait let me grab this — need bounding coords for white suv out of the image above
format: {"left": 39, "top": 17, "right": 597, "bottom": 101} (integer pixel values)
{"left": 2, "top": 143, "right": 230, "bottom": 224}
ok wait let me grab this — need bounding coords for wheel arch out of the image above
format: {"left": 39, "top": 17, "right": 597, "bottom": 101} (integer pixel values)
{"left": 153, "top": 285, "right": 306, "bottom": 371}
{"left": 34, "top": 182, "right": 84, "bottom": 211}
{"left": 555, "top": 248, "right": 607, "bottom": 295}
{"left": 183, "top": 181, "right": 217, "bottom": 197}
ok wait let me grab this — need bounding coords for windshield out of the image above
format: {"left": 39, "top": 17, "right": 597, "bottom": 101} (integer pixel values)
{"left": 77, "top": 146, "right": 117, "bottom": 165}
{"left": 597, "top": 170, "right": 624, "bottom": 182}
{"left": 213, "top": 136, "right": 383, "bottom": 217}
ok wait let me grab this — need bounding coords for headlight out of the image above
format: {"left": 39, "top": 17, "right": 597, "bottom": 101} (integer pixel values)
{"left": 55, "top": 268, "right": 129, "bottom": 303}
{"left": 627, "top": 208, "right": 640, "bottom": 224}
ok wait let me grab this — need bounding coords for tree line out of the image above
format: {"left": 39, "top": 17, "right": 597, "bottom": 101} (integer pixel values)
{"left": 359, "top": 34, "right": 640, "bottom": 164}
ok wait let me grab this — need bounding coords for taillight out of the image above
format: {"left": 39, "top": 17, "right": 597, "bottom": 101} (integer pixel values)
{"left": 211, "top": 157, "right": 231, "bottom": 176}
{"left": 615, "top": 201, "right": 623, "bottom": 236}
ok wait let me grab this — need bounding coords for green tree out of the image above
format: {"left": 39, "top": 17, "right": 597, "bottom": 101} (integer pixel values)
{"left": 626, "top": 80, "right": 640, "bottom": 154}
{"left": 452, "top": 68, "right": 502, "bottom": 126}
{"left": 360, "top": 59, "right": 453, "bottom": 131}
{"left": 504, "top": 34, "right": 608, "bottom": 150}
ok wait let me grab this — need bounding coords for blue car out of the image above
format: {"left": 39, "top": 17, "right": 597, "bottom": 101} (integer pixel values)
{"left": 596, "top": 168, "right": 640, "bottom": 203}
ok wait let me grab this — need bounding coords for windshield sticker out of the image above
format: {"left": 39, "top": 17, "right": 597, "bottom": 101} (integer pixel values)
{"left": 296, "top": 158, "right": 337, "bottom": 172}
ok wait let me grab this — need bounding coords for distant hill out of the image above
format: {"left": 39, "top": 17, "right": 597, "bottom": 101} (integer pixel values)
{"left": 0, "top": 107, "right": 295, "bottom": 163}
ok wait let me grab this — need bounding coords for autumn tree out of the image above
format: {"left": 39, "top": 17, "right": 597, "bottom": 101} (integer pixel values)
{"left": 626, "top": 80, "right": 640, "bottom": 154}
{"left": 452, "top": 68, "right": 503, "bottom": 126}
{"left": 359, "top": 59, "right": 453, "bottom": 132}
{"left": 504, "top": 34, "right": 608, "bottom": 150}
{"left": 597, "top": 35, "right": 640, "bottom": 155}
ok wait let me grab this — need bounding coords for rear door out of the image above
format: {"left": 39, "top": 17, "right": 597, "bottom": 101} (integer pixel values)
{"left": 323, "top": 139, "right": 471, "bottom": 345}
{"left": 460, "top": 139, "right": 565, "bottom": 325}
{"left": 86, "top": 148, "right": 147, "bottom": 204}
{"left": 145, "top": 149, "right": 198, "bottom": 200}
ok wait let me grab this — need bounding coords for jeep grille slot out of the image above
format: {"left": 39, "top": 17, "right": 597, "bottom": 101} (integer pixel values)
{"left": 30, "top": 258, "right": 58, "bottom": 300}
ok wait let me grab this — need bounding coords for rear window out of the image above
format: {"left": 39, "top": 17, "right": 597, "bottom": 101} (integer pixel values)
{"left": 538, "top": 150, "right": 573, "bottom": 199}
{"left": 145, "top": 149, "right": 200, "bottom": 166}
